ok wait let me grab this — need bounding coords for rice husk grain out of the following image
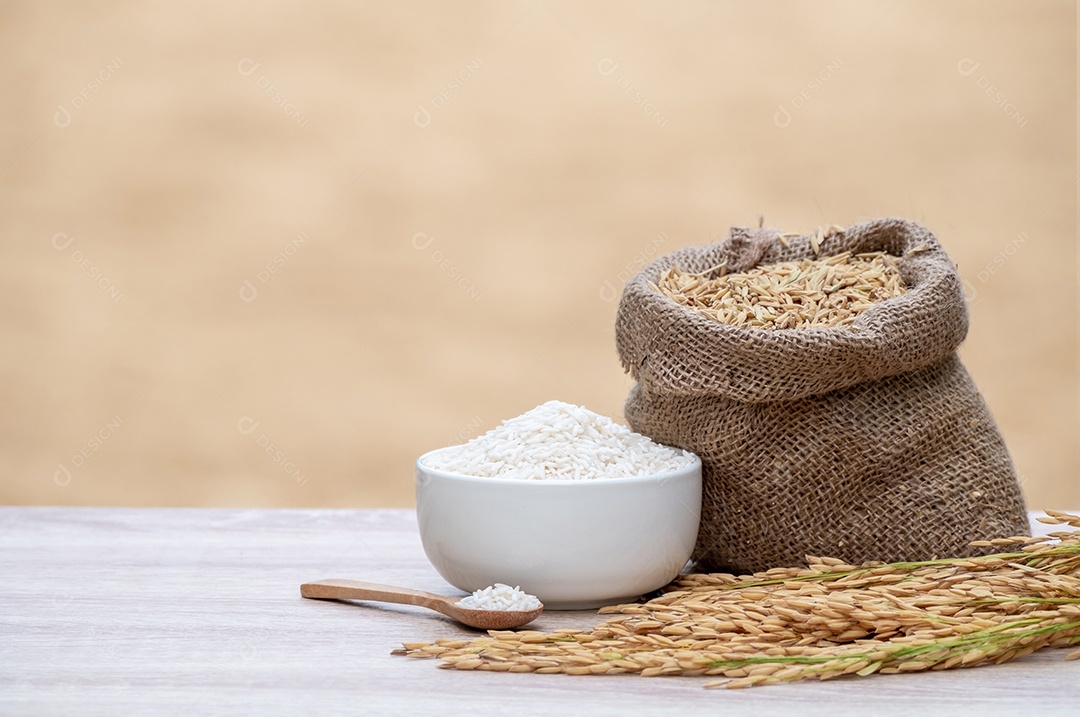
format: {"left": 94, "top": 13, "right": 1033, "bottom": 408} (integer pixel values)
{"left": 650, "top": 250, "right": 905, "bottom": 330}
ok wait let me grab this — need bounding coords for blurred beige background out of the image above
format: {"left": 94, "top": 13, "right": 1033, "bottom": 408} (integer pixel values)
{"left": 1, "top": 1, "right": 1076, "bottom": 509}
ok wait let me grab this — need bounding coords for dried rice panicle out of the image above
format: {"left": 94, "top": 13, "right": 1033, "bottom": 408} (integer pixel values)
{"left": 395, "top": 513, "right": 1080, "bottom": 689}
{"left": 650, "top": 250, "right": 906, "bottom": 330}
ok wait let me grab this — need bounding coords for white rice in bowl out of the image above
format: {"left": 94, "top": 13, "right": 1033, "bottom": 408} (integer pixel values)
{"left": 422, "top": 400, "right": 696, "bottom": 480}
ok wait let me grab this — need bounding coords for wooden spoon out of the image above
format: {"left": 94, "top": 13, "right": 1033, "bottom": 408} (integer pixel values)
{"left": 300, "top": 579, "right": 544, "bottom": 630}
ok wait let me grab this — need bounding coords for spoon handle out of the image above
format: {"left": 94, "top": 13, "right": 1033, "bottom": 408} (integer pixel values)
{"left": 301, "top": 579, "right": 448, "bottom": 609}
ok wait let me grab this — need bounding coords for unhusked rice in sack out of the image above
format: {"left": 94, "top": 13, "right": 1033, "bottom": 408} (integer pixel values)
{"left": 615, "top": 218, "right": 1028, "bottom": 574}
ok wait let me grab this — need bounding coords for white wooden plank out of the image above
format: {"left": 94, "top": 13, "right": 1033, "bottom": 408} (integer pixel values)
{"left": 0, "top": 508, "right": 1077, "bottom": 716}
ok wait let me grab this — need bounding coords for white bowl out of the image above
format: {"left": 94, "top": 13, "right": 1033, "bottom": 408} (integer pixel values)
{"left": 415, "top": 448, "right": 702, "bottom": 610}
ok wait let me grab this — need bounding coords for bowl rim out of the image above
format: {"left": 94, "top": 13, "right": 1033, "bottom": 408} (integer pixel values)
{"left": 416, "top": 446, "right": 701, "bottom": 486}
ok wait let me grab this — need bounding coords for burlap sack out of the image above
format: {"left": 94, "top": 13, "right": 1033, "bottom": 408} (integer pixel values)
{"left": 616, "top": 218, "right": 1028, "bottom": 574}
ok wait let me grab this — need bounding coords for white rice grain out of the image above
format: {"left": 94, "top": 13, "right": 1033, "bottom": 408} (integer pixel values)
{"left": 423, "top": 400, "right": 695, "bottom": 480}
{"left": 456, "top": 583, "right": 542, "bottom": 611}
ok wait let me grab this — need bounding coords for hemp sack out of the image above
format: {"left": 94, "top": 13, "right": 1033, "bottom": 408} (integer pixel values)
{"left": 616, "top": 218, "right": 1028, "bottom": 574}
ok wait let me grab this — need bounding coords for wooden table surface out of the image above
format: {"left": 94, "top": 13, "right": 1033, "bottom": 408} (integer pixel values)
{"left": 1, "top": 508, "right": 1076, "bottom": 716}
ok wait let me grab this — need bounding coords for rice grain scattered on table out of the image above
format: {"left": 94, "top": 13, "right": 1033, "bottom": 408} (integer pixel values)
{"left": 650, "top": 250, "right": 906, "bottom": 330}
{"left": 395, "top": 511, "right": 1080, "bottom": 689}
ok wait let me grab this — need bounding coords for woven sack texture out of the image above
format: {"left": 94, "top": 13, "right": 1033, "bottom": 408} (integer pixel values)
{"left": 616, "top": 218, "right": 1028, "bottom": 574}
